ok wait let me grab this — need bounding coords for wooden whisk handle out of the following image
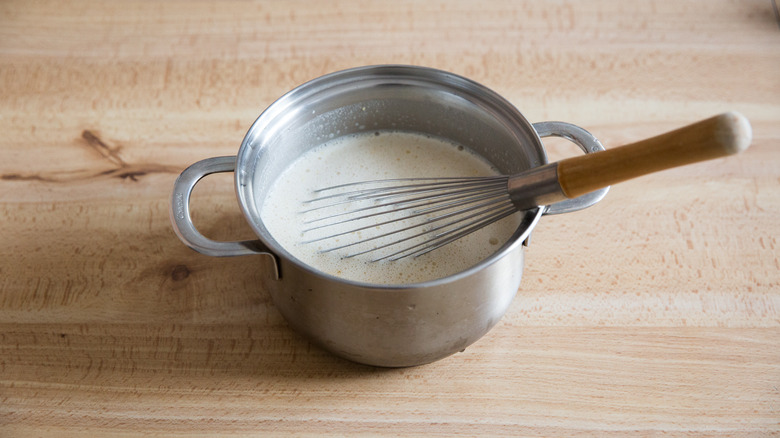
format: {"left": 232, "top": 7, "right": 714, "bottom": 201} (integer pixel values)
{"left": 556, "top": 112, "right": 752, "bottom": 199}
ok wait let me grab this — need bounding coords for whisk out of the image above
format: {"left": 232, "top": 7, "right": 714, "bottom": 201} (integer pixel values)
{"left": 301, "top": 112, "right": 751, "bottom": 261}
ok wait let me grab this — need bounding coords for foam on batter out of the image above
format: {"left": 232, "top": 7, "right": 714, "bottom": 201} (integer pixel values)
{"left": 260, "top": 131, "right": 521, "bottom": 284}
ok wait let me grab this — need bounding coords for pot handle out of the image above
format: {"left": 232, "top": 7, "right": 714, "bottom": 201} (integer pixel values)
{"left": 532, "top": 121, "right": 610, "bottom": 215}
{"left": 170, "top": 156, "right": 273, "bottom": 257}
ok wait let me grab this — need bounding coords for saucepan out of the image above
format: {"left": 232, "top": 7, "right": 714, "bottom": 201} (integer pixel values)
{"left": 170, "top": 65, "right": 613, "bottom": 367}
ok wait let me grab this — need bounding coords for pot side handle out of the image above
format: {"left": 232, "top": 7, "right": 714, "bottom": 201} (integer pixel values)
{"left": 170, "top": 156, "right": 273, "bottom": 258}
{"left": 532, "top": 121, "right": 610, "bottom": 215}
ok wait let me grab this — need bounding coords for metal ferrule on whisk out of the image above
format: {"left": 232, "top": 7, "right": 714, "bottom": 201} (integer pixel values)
{"left": 506, "top": 163, "right": 568, "bottom": 211}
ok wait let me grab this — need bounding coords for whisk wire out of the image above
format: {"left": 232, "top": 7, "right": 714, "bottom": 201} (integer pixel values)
{"left": 335, "top": 196, "right": 515, "bottom": 258}
{"left": 301, "top": 177, "right": 499, "bottom": 207}
{"left": 304, "top": 192, "right": 511, "bottom": 249}
{"left": 380, "top": 205, "right": 518, "bottom": 261}
{"left": 301, "top": 176, "right": 507, "bottom": 220}
{"left": 302, "top": 186, "right": 508, "bottom": 234}
{"left": 348, "top": 177, "right": 507, "bottom": 202}
{"left": 371, "top": 203, "right": 517, "bottom": 261}
{"left": 300, "top": 176, "right": 519, "bottom": 261}
{"left": 311, "top": 176, "right": 507, "bottom": 195}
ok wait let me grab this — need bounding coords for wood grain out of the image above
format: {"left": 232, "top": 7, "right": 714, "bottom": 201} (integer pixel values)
{"left": 1, "top": 0, "right": 778, "bottom": 436}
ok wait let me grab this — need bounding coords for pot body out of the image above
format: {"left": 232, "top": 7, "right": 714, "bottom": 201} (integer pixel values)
{"left": 261, "top": 239, "right": 525, "bottom": 367}
{"left": 171, "top": 65, "right": 608, "bottom": 367}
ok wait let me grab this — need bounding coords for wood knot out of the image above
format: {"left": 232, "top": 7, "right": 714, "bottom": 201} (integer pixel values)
{"left": 171, "top": 264, "right": 190, "bottom": 281}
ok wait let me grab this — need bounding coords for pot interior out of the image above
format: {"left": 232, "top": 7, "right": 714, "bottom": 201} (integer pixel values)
{"left": 236, "top": 66, "right": 546, "bottom": 276}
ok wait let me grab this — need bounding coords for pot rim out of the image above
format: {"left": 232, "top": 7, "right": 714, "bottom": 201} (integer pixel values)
{"left": 234, "top": 65, "right": 548, "bottom": 289}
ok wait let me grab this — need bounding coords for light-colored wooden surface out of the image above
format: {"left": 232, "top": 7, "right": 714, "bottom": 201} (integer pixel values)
{"left": 1, "top": 1, "right": 778, "bottom": 436}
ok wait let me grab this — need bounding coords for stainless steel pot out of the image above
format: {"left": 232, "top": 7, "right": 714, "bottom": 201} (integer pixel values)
{"left": 170, "top": 65, "right": 608, "bottom": 367}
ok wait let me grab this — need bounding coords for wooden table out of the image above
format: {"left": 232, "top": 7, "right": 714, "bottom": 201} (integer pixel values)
{"left": 2, "top": 1, "right": 778, "bottom": 436}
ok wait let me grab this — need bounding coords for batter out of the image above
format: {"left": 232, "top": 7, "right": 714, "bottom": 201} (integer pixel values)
{"left": 261, "top": 131, "right": 521, "bottom": 284}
